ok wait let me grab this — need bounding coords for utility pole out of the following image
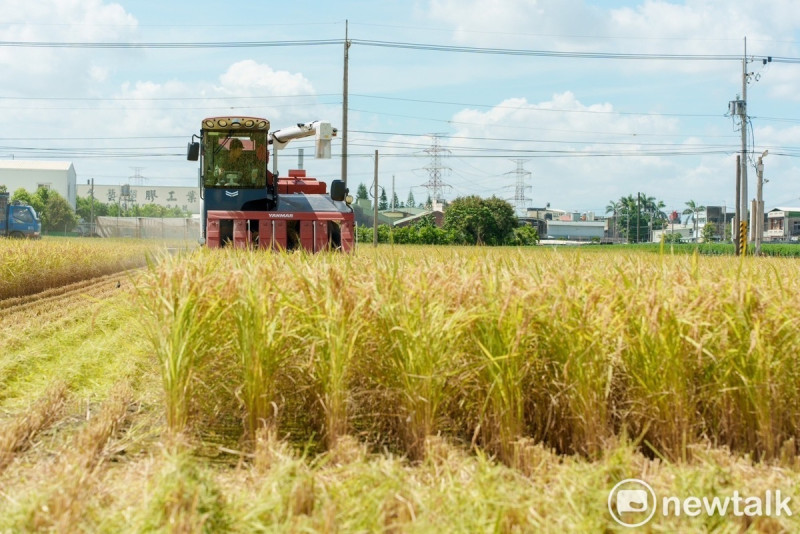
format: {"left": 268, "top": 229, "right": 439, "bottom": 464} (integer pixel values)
{"left": 373, "top": 150, "right": 379, "bottom": 247}
{"left": 636, "top": 192, "right": 641, "bottom": 243}
{"left": 89, "top": 178, "right": 94, "bottom": 236}
{"left": 740, "top": 38, "right": 748, "bottom": 240}
{"left": 734, "top": 156, "right": 741, "bottom": 255}
{"left": 754, "top": 150, "right": 767, "bottom": 256}
{"left": 341, "top": 20, "right": 350, "bottom": 187}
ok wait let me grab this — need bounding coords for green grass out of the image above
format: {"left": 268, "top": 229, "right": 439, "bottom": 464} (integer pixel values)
{"left": 592, "top": 241, "right": 800, "bottom": 256}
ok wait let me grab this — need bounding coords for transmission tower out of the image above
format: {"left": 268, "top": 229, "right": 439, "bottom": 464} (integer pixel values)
{"left": 420, "top": 134, "right": 451, "bottom": 205}
{"left": 129, "top": 167, "right": 147, "bottom": 185}
{"left": 505, "top": 159, "right": 532, "bottom": 216}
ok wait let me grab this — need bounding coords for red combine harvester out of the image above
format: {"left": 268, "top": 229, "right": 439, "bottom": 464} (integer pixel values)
{"left": 187, "top": 117, "right": 354, "bottom": 251}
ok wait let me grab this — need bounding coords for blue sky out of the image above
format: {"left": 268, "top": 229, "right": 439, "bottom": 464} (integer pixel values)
{"left": 2, "top": 0, "right": 800, "bottom": 216}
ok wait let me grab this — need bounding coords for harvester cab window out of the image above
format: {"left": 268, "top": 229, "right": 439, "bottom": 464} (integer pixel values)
{"left": 203, "top": 132, "right": 268, "bottom": 189}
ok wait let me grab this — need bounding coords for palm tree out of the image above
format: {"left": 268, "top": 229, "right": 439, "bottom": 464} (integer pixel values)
{"left": 606, "top": 199, "right": 620, "bottom": 240}
{"left": 620, "top": 194, "right": 637, "bottom": 243}
{"left": 683, "top": 200, "right": 705, "bottom": 241}
{"left": 652, "top": 199, "right": 667, "bottom": 224}
{"left": 640, "top": 195, "right": 667, "bottom": 241}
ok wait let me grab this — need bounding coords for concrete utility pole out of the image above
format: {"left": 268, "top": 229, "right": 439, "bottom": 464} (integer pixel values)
{"left": 754, "top": 150, "right": 767, "bottom": 256}
{"left": 373, "top": 150, "right": 379, "bottom": 247}
{"left": 636, "top": 192, "right": 641, "bottom": 243}
{"left": 740, "top": 38, "right": 748, "bottom": 236}
{"left": 341, "top": 20, "right": 350, "bottom": 187}
{"left": 89, "top": 178, "right": 95, "bottom": 236}
{"left": 734, "top": 156, "right": 741, "bottom": 255}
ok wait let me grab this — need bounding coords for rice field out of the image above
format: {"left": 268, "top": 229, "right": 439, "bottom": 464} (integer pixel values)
{"left": 2, "top": 240, "right": 800, "bottom": 532}
{"left": 0, "top": 237, "right": 177, "bottom": 301}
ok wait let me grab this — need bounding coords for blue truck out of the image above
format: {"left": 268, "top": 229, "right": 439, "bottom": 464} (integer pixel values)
{"left": 0, "top": 192, "right": 41, "bottom": 239}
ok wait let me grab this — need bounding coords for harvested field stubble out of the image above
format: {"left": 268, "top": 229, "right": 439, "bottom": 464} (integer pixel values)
{"left": 138, "top": 247, "right": 800, "bottom": 463}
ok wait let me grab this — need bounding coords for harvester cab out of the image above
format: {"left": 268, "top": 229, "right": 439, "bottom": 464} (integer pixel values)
{"left": 188, "top": 118, "right": 354, "bottom": 251}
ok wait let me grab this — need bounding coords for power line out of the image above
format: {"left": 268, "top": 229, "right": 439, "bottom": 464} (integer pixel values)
{"left": 350, "top": 39, "right": 754, "bottom": 61}
{"left": 0, "top": 39, "right": 342, "bottom": 49}
{"left": 0, "top": 36, "right": 791, "bottom": 65}
{"left": 0, "top": 93, "right": 337, "bottom": 101}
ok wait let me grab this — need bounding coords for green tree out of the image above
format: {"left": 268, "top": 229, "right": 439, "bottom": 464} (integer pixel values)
{"left": 619, "top": 194, "right": 636, "bottom": 242}
{"left": 702, "top": 222, "right": 716, "bottom": 243}
{"left": 379, "top": 188, "right": 388, "bottom": 210}
{"left": 11, "top": 188, "right": 34, "bottom": 207}
{"left": 76, "top": 195, "right": 109, "bottom": 221}
{"left": 615, "top": 193, "right": 666, "bottom": 243}
{"left": 356, "top": 183, "right": 368, "bottom": 200}
{"left": 605, "top": 199, "right": 620, "bottom": 240}
{"left": 43, "top": 192, "right": 78, "bottom": 232}
{"left": 0, "top": 184, "right": 7, "bottom": 194}
{"left": 406, "top": 190, "right": 416, "bottom": 209}
{"left": 484, "top": 196, "right": 518, "bottom": 243}
{"left": 391, "top": 191, "right": 400, "bottom": 210}
{"left": 444, "top": 195, "right": 517, "bottom": 245}
{"left": 511, "top": 224, "right": 539, "bottom": 246}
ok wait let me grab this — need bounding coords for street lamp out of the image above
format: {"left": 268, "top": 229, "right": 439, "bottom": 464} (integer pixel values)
{"left": 755, "top": 150, "right": 768, "bottom": 256}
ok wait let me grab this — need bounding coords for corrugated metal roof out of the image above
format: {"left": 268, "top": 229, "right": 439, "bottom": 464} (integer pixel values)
{"left": 0, "top": 160, "right": 74, "bottom": 171}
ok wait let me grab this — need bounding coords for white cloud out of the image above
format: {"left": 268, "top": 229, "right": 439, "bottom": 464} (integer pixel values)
{"left": 217, "top": 60, "right": 315, "bottom": 97}
{"left": 427, "top": 0, "right": 603, "bottom": 48}
{"left": 426, "top": 0, "right": 800, "bottom": 70}
{"left": 0, "top": 0, "right": 138, "bottom": 95}
{"left": 432, "top": 92, "right": 736, "bottom": 210}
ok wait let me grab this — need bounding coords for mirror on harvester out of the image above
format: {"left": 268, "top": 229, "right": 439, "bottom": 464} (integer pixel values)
{"left": 187, "top": 142, "right": 200, "bottom": 161}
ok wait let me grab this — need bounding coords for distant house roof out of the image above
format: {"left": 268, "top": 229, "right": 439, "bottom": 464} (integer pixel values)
{"left": 770, "top": 207, "right": 800, "bottom": 213}
{"left": 379, "top": 206, "right": 428, "bottom": 217}
{"left": 0, "top": 160, "right": 74, "bottom": 171}
{"left": 393, "top": 211, "right": 433, "bottom": 226}
{"left": 547, "top": 221, "right": 605, "bottom": 227}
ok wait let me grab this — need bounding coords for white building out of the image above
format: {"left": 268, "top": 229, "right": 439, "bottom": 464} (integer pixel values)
{"left": 766, "top": 207, "right": 800, "bottom": 241}
{"left": 0, "top": 160, "right": 77, "bottom": 208}
{"left": 652, "top": 225, "right": 694, "bottom": 242}
{"left": 545, "top": 220, "right": 605, "bottom": 240}
{"left": 76, "top": 184, "right": 201, "bottom": 215}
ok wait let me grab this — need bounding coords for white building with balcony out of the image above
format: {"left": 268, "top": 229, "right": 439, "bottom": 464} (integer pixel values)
{"left": 766, "top": 207, "right": 800, "bottom": 241}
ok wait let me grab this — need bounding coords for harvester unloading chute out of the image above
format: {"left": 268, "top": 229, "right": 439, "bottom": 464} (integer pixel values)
{"left": 269, "top": 121, "right": 336, "bottom": 159}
